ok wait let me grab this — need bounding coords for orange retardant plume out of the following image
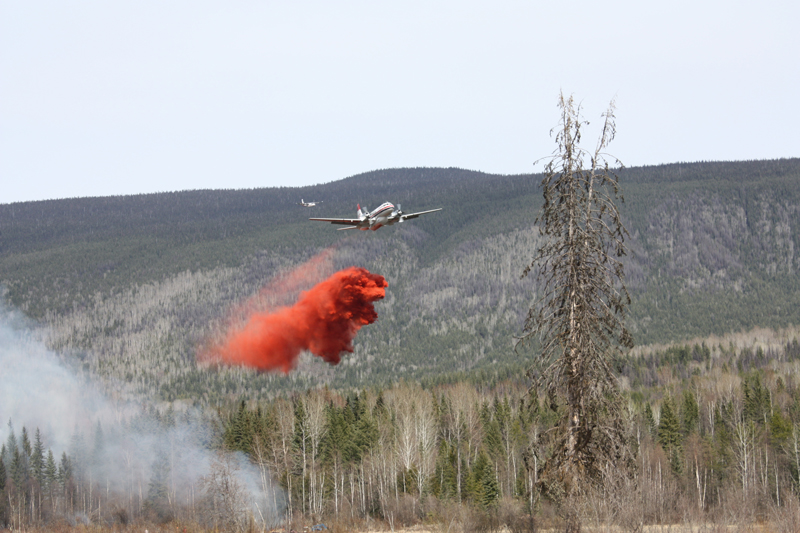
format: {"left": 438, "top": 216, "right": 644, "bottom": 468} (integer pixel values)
{"left": 208, "top": 267, "right": 387, "bottom": 373}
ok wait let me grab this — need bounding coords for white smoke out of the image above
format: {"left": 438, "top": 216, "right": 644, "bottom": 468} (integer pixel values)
{"left": 0, "top": 305, "right": 110, "bottom": 452}
{"left": 0, "top": 303, "right": 285, "bottom": 528}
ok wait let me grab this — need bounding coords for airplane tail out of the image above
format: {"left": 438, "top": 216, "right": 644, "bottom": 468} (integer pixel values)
{"left": 358, "top": 204, "right": 366, "bottom": 220}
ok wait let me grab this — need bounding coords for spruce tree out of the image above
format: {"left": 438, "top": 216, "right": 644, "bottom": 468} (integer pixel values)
{"left": 769, "top": 410, "right": 792, "bottom": 448}
{"left": 58, "top": 452, "right": 71, "bottom": 488}
{"left": 468, "top": 450, "right": 499, "bottom": 509}
{"left": 4, "top": 424, "right": 17, "bottom": 467}
{"left": 31, "top": 428, "right": 45, "bottom": 484}
{"left": 44, "top": 450, "right": 57, "bottom": 491}
{"left": 21, "top": 426, "right": 32, "bottom": 458}
{"left": 681, "top": 391, "right": 699, "bottom": 436}
{"left": 146, "top": 446, "right": 172, "bottom": 521}
{"left": 644, "top": 403, "right": 657, "bottom": 437}
{"left": 658, "top": 398, "right": 682, "bottom": 451}
{"left": 432, "top": 441, "right": 458, "bottom": 500}
{"left": 744, "top": 374, "right": 769, "bottom": 424}
{"left": 10, "top": 445, "right": 23, "bottom": 488}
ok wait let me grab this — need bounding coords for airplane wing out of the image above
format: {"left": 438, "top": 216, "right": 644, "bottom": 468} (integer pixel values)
{"left": 400, "top": 208, "right": 443, "bottom": 221}
{"left": 309, "top": 217, "right": 363, "bottom": 225}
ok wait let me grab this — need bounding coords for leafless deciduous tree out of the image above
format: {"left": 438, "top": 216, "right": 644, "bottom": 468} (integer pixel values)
{"left": 199, "top": 453, "right": 250, "bottom": 532}
{"left": 520, "top": 93, "right": 635, "bottom": 528}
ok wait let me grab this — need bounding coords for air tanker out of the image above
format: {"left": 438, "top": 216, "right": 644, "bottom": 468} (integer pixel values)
{"left": 310, "top": 202, "right": 442, "bottom": 231}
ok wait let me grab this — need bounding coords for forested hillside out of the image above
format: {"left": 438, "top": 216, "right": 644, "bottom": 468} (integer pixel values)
{"left": 6, "top": 338, "right": 800, "bottom": 530}
{"left": 1, "top": 159, "right": 799, "bottom": 403}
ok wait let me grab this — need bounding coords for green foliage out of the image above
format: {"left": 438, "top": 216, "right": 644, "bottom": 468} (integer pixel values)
{"left": 30, "top": 428, "right": 44, "bottom": 484}
{"left": 658, "top": 397, "right": 682, "bottom": 451}
{"left": 58, "top": 452, "right": 71, "bottom": 486}
{"left": 680, "top": 390, "right": 699, "bottom": 436}
{"left": 431, "top": 441, "right": 458, "bottom": 500}
{"left": 668, "top": 446, "right": 683, "bottom": 477}
{"left": 743, "top": 372, "right": 770, "bottom": 424}
{"left": 769, "top": 410, "right": 791, "bottom": 448}
{"left": 44, "top": 450, "right": 57, "bottom": 489}
{"left": 224, "top": 400, "right": 255, "bottom": 454}
{"left": 644, "top": 403, "right": 657, "bottom": 438}
{"left": 2, "top": 160, "right": 800, "bottom": 405}
{"left": 466, "top": 450, "right": 499, "bottom": 509}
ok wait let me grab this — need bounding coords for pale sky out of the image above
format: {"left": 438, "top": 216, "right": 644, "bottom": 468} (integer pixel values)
{"left": 2, "top": 1, "right": 798, "bottom": 204}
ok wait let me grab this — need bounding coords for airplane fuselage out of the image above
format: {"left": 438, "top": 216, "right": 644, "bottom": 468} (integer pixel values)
{"left": 363, "top": 202, "right": 396, "bottom": 230}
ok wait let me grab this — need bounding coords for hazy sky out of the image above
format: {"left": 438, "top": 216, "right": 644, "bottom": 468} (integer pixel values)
{"left": 2, "top": 1, "right": 798, "bottom": 204}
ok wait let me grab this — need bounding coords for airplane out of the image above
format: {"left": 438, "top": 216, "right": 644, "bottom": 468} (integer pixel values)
{"left": 299, "top": 199, "right": 322, "bottom": 207}
{"left": 309, "top": 202, "right": 442, "bottom": 231}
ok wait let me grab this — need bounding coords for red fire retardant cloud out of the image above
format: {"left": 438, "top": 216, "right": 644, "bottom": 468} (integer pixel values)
{"left": 206, "top": 267, "right": 387, "bottom": 373}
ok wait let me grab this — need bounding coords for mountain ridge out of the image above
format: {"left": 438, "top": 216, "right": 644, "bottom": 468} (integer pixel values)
{"left": 1, "top": 158, "right": 799, "bottom": 403}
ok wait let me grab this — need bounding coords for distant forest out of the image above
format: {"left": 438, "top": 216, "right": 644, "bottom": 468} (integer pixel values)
{"left": 2, "top": 158, "right": 800, "bottom": 531}
{"left": 1, "top": 159, "right": 799, "bottom": 403}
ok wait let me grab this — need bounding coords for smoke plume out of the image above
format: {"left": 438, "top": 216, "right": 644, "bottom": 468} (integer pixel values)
{"left": 0, "top": 302, "right": 284, "bottom": 528}
{"left": 204, "top": 266, "right": 388, "bottom": 372}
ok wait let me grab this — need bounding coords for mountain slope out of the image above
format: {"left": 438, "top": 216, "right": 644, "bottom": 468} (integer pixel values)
{"left": 1, "top": 160, "right": 798, "bottom": 403}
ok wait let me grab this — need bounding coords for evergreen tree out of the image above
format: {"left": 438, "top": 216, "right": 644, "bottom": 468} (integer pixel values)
{"left": 146, "top": 446, "right": 172, "bottom": 521}
{"left": 224, "top": 400, "right": 253, "bottom": 454}
{"left": 21, "top": 426, "right": 32, "bottom": 458}
{"left": 31, "top": 428, "right": 45, "bottom": 484}
{"left": 681, "top": 391, "right": 699, "bottom": 436}
{"left": 769, "top": 410, "right": 791, "bottom": 448}
{"left": 321, "top": 401, "right": 348, "bottom": 468}
{"left": 515, "top": 464, "right": 528, "bottom": 498}
{"left": 10, "top": 444, "right": 23, "bottom": 488}
{"left": 668, "top": 446, "right": 683, "bottom": 477}
{"left": 342, "top": 395, "right": 359, "bottom": 463}
{"left": 644, "top": 403, "right": 657, "bottom": 437}
{"left": 481, "top": 401, "right": 502, "bottom": 462}
{"left": 743, "top": 374, "right": 770, "bottom": 424}
{"left": 44, "top": 450, "right": 57, "bottom": 491}
{"left": 69, "top": 428, "right": 86, "bottom": 484}
{"left": 658, "top": 397, "right": 682, "bottom": 451}
{"left": 467, "top": 450, "right": 499, "bottom": 509}
{"left": 58, "top": 452, "right": 71, "bottom": 488}
{"left": 4, "top": 423, "right": 17, "bottom": 467}
{"left": 0, "top": 455, "right": 5, "bottom": 491}
{"left": 482, "top": 469, "right": 500, "bottom": 510}
{"left": 352, "top": 407, "right": 378, "bottom": 462}
{"left": 432, "top": 441, "right": 458, "bottom": 500}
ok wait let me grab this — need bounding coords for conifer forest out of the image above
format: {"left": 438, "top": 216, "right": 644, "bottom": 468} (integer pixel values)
{"left": 2, "top": 157, "right": 800, "bottom": 531}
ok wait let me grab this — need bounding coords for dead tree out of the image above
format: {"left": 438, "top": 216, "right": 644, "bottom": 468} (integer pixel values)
{"left": 520, "top": 93, "right": 635, "bottom": 528}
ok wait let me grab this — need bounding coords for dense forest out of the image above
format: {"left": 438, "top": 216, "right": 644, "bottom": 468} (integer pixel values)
{"left": 1, "top": 160, "right": 799, "bottom": 404}
{"left": 5, "top": 338, "right": 800, "bottom": 531}
{"left": 2, "top": 158, "right": 800, "bottom": 530}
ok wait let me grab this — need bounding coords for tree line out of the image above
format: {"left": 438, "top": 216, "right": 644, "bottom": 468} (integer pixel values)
{"left": 4, "top": 339, "right": 800, "bottom": 530}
